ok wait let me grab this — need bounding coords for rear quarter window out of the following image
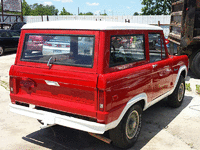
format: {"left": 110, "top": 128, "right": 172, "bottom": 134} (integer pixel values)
{"left": 148, "top": 33, "right": 166, "bottom": 63}
{"left": 110, "top": 34, "right": 146, "bottom": 67}
{"left": 20, "top": 34, "right": 95, "bottom": 68}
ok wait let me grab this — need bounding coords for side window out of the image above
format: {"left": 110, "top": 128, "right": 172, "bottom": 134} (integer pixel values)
{"left": 110, "top": 35, "right": 145, "bottom": 67}
{"left": 148, "top": 33, "right": 166, "bottom": 63}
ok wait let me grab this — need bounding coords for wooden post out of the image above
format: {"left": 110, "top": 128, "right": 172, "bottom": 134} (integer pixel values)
{"left": 158, "top": 21, "right": 160, "bottom": 26}
{"left": 1, "top": 0, "right": 4, "bottom": 22}
{"left": 21, "top": 1, "right": 23, "bottom": 22}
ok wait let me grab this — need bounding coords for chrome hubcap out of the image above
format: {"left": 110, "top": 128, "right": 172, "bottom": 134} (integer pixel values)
{"left": 178, "top": 83, "right": 184, "bottom": 102}
{"left": 126, "top": 110, "right": 139, "bottom": 139}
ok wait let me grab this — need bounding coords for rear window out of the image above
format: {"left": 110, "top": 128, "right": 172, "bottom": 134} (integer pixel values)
{"left": 21, "top": 34, "right": 95, "bottom": 68}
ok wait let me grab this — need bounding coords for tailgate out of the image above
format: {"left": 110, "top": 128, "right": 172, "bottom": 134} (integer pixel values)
{"left": 9, "top": 65, "right": 98, "bottom": 118}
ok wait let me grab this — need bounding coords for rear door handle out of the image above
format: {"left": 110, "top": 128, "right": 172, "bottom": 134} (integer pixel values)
{"left": 152, "top": 64, "right": 158, "bottom": 68}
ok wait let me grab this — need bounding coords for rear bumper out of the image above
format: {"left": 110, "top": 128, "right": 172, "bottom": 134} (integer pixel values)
{"left": 9, "top": 103, "right": 106, "bottom": 134}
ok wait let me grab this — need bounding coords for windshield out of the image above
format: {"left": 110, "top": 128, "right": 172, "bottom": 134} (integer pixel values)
{"left": 21, "top": 34, "right": 95, "bottom": 68}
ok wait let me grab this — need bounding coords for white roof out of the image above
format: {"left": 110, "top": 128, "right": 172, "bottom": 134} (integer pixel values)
{"left": 22, "top": 20, "right": 163, "bottom": 31}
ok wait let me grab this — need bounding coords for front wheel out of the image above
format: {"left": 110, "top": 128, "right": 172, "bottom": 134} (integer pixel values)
{"left": 168, "top": 75, "right": 185, "bottom": 108}
{"left": 109, "top": 104, "right": 142, "bottom": 149}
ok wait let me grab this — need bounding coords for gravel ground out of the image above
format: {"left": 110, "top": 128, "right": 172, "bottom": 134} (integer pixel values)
{"left": 0, "top": 52, "right": 200, "bottom": 150}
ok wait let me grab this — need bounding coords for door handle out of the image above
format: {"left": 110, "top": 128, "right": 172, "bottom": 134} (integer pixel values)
{"left": 152, "top": 64, "right": 158, "bottom": 68}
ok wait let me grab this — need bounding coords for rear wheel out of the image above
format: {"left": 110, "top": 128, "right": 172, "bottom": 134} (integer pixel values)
{"left": 109, "top": 104, "right": 142, "bottom": 149}
{"left": 0, "top": 47, "right": 4, "bottom": 56}
{"left": 168, "top": 75, "right": 185, "bottom": 108}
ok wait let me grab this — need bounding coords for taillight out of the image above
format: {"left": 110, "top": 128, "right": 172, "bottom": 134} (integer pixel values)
{"left": 9, "top": 76, "right": 17, "bottom": 94}
{"left": 20, "top": 77, "right": 36, "bottom": 89}
{"left": 57, "top": 44, "right": 61, "bottom": 47}
{"left": 99, "top": 90, "right": 105, "bottom": 111}
{"left": 66, "top": 45, "right": 70, "bottom": 47}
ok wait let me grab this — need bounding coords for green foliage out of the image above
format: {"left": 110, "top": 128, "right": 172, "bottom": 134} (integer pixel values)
{"left": 133, "top": 12, "right": 140, "bottom": 16}
{"left": 30, "top": 4, "right": 49, "bottom": 15}
{"left": 196, "top": 85, "right": 200, "bottom": 94}
{"left": 59, "top": 7, "right": 73, "bottom": 15}
{"left": 185, "top": 83, "right": 192, "bottom": 91}
{"left": 86, "top": 12, "right": 93, "bottom": 15}
{"left": 45, "top": 5, "right": 59, "bottom": 15}
{"left": 79, "top": 12, "right": 94, "bottom": 15}
{"left": 100, "top": 13, "right": 107, "bottom": 16}
{"left": 141, "top": 0, "right": 172, "bottom": 15}
{"left": 22, "top": 0, "right": 60, "bottom": 16}
{"left": 22, "top": 0, "right": 31, "bottom": 15}
{"left": 0, "top": 80, "right": 9, "bottom": 91}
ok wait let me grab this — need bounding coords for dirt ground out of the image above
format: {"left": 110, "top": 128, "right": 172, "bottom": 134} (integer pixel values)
{"left": 0, "top": 52, "right": 200, "bottom": 150}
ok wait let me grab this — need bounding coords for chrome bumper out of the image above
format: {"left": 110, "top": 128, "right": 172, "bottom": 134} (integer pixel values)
{"left": 9, "top": 103, "right": 106, "bottom": 134}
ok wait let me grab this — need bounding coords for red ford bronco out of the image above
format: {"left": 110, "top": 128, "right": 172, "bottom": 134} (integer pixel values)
{"left": 9, "top": 21, "right": 188, "bottom": 149}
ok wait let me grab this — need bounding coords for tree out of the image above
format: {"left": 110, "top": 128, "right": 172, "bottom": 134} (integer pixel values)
{"left": 22, "top": 0, "right": 31, "bottom": 15}
{"left": 133, "top": 12, "right": 139, "bottom": 16}
{"left": 45, "top": 5, "right": 59, "bottom": 15}
{"left": 79, "top": 12, "right": 93, "bottom": 15}
{"left": 30, "top": 4, "right": 51, "bottom": 15}
{"left": 26, "top": 3, "right": 59, "bottom": 16}
{"left": 100, "top": 13, "right": 107, "bottom": 16}
{"left": 141, "top": 0, "right": 172, "bottom": 15}
{"left": 85, "top": 12, "right": 93, "bottom": 15}
{"left": 59, "top": 7, "right": 73, "bottom": 15}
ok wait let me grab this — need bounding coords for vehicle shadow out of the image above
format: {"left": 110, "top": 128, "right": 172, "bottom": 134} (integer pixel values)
{"left": 133, "top": 95, "right": 192, "bottom": 150}
{"left": 22, "top": 96, "right": 193, "bottom": 150}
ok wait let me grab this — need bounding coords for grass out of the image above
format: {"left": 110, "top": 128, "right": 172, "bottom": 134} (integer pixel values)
{"left": 187, "top": 142, "right": 194, "bottom": 148}
{"left": 196, "top": 85, "right": 200, "bottom": 95}
{"left": 185, "top": 83, "right": 192, "bottom": 91}
{"left": 0, "top": 80, "right": 9, "bottom": 91}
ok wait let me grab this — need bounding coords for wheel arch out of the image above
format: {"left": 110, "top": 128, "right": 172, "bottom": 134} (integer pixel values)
{"left": 170, "top": 65, "right": 187, "bottom": 96}
{"left": 105, "top": 93, "right": 147, "bottom": 131}
{"left": 181, "top": 69, "right": 186, "bottom": 78}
